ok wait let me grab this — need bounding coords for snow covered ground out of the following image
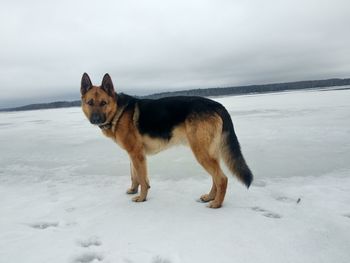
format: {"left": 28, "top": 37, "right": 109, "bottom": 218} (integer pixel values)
{"left": 0, "top": 88, "right": 350, "bottom": 263}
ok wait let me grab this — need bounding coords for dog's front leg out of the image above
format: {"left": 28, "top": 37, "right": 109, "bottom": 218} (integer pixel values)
{"left": 129, "top": 152, "right": 149, "bottom": 202}
{"left": 126, "top": 161, "right": 139, "bottom": 194}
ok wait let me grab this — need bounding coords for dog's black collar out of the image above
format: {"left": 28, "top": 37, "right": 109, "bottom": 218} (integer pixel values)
{"left": 98, "top": 103, "right": 127, "bottom": 132}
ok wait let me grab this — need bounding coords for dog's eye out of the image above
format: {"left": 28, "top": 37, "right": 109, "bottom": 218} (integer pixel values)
{"left": 87, "top": 99, "right": 94, "bottom": 106}
{"left": 100, "top": 101, "right": 107, "bottom": 106}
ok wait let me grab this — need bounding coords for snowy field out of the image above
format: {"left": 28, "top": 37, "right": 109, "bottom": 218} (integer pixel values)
{"left": 1, "top": 88, "right": 350, "bottom": 263}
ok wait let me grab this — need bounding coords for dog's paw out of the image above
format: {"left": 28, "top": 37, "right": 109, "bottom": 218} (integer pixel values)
{"left": 199, "top": 194, "right": 215, "bottom": 203}
{"left": 132, "top": 195, "right": 146, "bottom": 202}
{"left": 207, "top": 201, "right": 222, "bottom": 209}
{"left": 126, "top": 188, "right": 138, "bottom": 195}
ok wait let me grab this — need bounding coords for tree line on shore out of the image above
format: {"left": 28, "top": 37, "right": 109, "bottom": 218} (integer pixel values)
{"left": 1, "top": 78, "right": 349, "bottom": 112}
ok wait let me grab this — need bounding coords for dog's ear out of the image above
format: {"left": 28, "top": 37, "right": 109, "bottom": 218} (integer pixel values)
{"left": 101, "top": 73, "right": 115, "bottom": 97}
{"left": 81, "top": 73, "right": 92, "bottom": 96}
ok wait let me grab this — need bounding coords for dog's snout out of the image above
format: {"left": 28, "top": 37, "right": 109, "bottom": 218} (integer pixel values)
{"left": 90, "top": 112, "right": 104, "bottom": 124}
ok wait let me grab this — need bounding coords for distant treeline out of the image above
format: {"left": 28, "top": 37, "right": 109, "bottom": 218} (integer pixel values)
{"left": 0, "top": 100, "right": 81, "bottom": 112}
{"left": 1, "top": 78, "right": 349, "bottom": 112}
{"left": 145, "top": 78, "right": 350, "bottom": 99}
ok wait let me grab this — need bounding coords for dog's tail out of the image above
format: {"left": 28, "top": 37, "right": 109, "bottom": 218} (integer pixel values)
{"left": 217, "top": 107, "right": 253, "bottom": 188}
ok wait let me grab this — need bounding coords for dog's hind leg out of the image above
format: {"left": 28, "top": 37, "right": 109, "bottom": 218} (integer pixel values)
{"left": 192, "top": 152, "right": 227, "bottom": 208}
{"left": 126, "top": 162, "right": 139, "bottom": 194}
{"left": 186, "top": 116, "right": 228, "bottom": 208}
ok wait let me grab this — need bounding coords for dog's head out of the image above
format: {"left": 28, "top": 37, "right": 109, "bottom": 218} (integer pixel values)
{"left": 80, "top": 73, "right": 117, "bottom": 126}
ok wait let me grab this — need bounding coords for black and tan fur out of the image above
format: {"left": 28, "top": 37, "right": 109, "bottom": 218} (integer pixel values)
{"left": 81, "top": 73, "right": 253, "bottom": 208}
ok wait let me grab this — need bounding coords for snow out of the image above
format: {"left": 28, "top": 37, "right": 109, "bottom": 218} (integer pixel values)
{"left": 1, "top": 88, "right": 350, "bottom": 263}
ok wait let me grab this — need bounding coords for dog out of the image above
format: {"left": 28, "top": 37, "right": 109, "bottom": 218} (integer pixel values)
{"left": 81, "top": 73, "right": 253, "bottom": 208}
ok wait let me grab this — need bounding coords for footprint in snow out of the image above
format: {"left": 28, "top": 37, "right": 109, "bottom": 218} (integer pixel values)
{"left": 251, "top": 206, "right": 282, "bottom": 219}
{"left": 263, "top": 212, "right": 282, "bottom": 218}
{"left": 343, "top": 214, "right": 350, "bottom": 219}
{"left": 30, "top": 222, "right": 59, "bottom": 229}
{"left": 73, "top": 252, "right": 103, "bottom": 263}
{"left": 78, "top": 237, "right": 102, "bottom": 248}
{"left": 251, "top": 206, "right": 267, "bottom": 212}
{"left": 276, "top": 196, "right": 301, "bottom": 204}
{"left": 152, "top": 256, "right": 172, "bottom": 263}
{"left": 73, "top": 237, "right": 104, "bottom": 263}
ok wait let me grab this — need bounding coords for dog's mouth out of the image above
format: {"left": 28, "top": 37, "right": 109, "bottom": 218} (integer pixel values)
{"left": 90, "top": 121, "right": 110, "bottom": 129}
{"left": 90, "top": 120, "right": 106, "bottom": 125}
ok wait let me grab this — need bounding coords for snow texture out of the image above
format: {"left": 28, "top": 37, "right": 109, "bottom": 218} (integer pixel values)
{"left": 1, "top": 88, "right": 350, "bottom": 263}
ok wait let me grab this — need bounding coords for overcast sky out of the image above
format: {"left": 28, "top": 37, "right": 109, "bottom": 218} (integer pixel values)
{"left": 1, "top": 0, "right": 349, "bottom": 107}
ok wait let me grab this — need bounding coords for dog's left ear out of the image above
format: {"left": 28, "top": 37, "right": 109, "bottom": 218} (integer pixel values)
{"left": 101, "top": 73, "right": 115, "bottom": 97}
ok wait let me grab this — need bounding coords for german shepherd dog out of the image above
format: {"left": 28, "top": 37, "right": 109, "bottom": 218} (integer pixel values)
{"left": 81, "top": 73, "right": 253, "bottom": 208}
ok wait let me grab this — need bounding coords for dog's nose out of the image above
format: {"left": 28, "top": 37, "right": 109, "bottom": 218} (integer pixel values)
{"left": 90, "top": 112, "right": 103, "bottom": 124}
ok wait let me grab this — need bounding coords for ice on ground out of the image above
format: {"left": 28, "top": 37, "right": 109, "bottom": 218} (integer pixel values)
{"left": 0, "top": 88, "right": 349, "bottom": 263}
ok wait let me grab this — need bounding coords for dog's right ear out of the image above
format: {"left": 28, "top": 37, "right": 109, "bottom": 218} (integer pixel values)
{"left": 81, "top": 73, "right": 92, "bottom": 96}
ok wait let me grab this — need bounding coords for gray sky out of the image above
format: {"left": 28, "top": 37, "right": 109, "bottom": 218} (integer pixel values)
{"left": 1, "top": 0, "right": 350, "bottom": 107}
